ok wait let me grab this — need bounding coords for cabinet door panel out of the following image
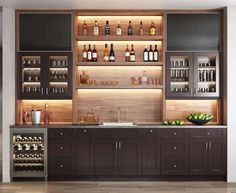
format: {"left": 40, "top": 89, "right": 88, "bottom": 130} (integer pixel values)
{"left": 190, "top": 139, "right": 208, "bottom": 175}
{"left": 118, "top": 139, "right": 141, "bottom": 175}
{"left": 77, "top": 128, "right": 94, "bottom": 175}
{"left": 142, "top": 129, "right": 160, "bottom": 175}
{"left": 208, "top": 139, "right": 226, "bottom": 175}
{"left": 94, "top": 139, "right": 117, "bottom": 175}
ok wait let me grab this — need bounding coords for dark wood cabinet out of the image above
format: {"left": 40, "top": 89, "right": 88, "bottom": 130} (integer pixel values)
{"left": 141, "top": 128, "right": 160, "bottom": 175}
{"left": 77, "top": 128, "right": 94, "bottom": 175}
{"left": 166, "top": 52, "right": 219, "bottom": 98}
{"left": 18, "top": 52, "right": 72, "bottom": 99}
{"left": 190, "top": 129, "right": 226, "bottom": 175}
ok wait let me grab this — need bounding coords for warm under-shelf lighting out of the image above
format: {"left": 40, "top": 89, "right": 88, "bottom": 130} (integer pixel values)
{"left": 77, "top": 16, "right": 162, "bottom": 22}
{"left": 77, "top": 89, "right": 162, "bottom": 94}
{"left": 77, "top": 41, "right": 162, "bottom": 45}
{"left": 77, "top": 66, "right": 162, "bottom": 70}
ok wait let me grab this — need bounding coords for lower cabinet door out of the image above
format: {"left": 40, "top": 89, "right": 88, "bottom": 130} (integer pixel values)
{"left": 48, "top": 157, "right": 76, "bottom": 176}
{"left": 161, "top": 157, "right": 188, "bottom": 175}
{"left": 118, "top": 139, "right": 141, "bottom": 175}
{"left": 94, "top": 139, "right": 118, "bottom": 175}
{"left": 190, "top": 138, "right": 208, "bottom": 175}
{"left": 208, "top": 139, "right": 226, "bottom": 175}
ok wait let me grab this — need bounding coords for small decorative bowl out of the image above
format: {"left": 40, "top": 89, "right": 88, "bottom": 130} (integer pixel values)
{"left": 187, "top": 118, "right": 212, "bottom": 125}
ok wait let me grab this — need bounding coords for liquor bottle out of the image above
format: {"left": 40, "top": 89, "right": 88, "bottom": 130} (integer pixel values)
{"left": 109, "top": 44, "right": 115, "bottom": 62}
{"left": 43, "top": 103, "right": 49, "bottom": 125}
{"left": 143, "top": 46, "right": 149, "bottom": 62}
{"left": 93, "top": 20, "right": 99, "bottom": 36}
{"left": 130, "top": 44, "right": 135, "bottom": 62}
{"left": 127, "top": 21, "right": 133, "bottom": 36}
{"left": 105, "top": 20, "right": 110, "bottom": 35}
{"left": 82, "top": 44, "right": 87, "bottom": 62}
{"left": 92, "top": 45, "right": 98, "bottom": 62}
{"left": 141, "top": 71, "right": 148, "bottom": 85}
{"left": 82, "top": 21, "right": 88, "bottom": 36}
{"left": 153, "top": 44, "right": 159, "bottom": 62}
{"left": 80, "top": 71, "right": 89, "bottom": 84}
{"left": 139, "top": 21, "right": 144, "bottom": 36}
{"left": 148, "top": 45, "right": 154, "bottom": 62}
{"left": 149, "top": 22, "right": 156, "bottom": 36}
{"left": 87, "top": 44, "right": 92, "bottom": 62}
{"left": 116, "top": 21, "right": 122, "bottom": 36}
{"left": 103, "top": 43, "right": 109, "bottom": 62}
{"left": 125, "top": 44, "right": 130, "bottom": 62}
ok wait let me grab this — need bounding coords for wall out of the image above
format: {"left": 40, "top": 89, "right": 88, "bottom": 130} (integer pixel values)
{"left": 2, "top": 7, "right": 15, "bottom": 182}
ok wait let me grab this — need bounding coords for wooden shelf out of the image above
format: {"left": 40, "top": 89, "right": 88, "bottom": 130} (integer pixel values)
{"left": 77, "top": 85, "right": 163, "bottom": 89}
{"left": 77, "top": 62, "right": 163, "bottom": 66}
{"left": 76, "top": 35, "right": 163, "bottom": 41}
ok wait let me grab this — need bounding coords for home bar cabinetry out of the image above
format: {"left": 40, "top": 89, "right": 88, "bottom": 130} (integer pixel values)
{"left": 11, "top": 9, "right": 227, "bottom": 181}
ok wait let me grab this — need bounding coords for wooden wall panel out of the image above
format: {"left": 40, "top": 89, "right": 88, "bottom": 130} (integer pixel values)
{"left": 165, "top": 100, "right": 219, "bottom": 123}
{"left": 77, "top": 89, "right": 162, "bottom": 123}
{"left": 17, "top": 100, "right": 73, "bottom": 124}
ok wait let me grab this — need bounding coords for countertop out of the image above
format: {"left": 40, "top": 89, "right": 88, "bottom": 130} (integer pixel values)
{"left": 10, "top": 124, "right": 227, "bottom": 129}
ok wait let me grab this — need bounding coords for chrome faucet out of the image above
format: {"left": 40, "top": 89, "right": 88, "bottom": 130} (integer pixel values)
{"left": 117, "top": 107, "right": 121, "bottom": 123}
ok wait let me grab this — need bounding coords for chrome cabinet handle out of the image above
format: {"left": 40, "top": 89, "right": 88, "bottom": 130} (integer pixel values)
{"left": 60, "top": 146, "right": 63, "bottom": 150}
{"left": 60, "top": 132, "right": 63, "bottom": 136}
{"left": 173, "top": 146, "right": 177, "bottom": 150}
{"left": 119, "top": 142, "right": 122, "bottom": 149}
{"left": 173, "top": 164, "right": 177, "bottom": 168}
{"left": 41, "top": 88, "right": 44, "bottom": 94}
{"left": 60, "top": 165, "right": 63, "bottom": 168}
{"left": 209, "top": 142, "right": 211, "bottom": 150}
{"left": 83, "top": 129, "right": 87, "bottom": 133}
{"left": 46, "top": 88, "right": 49, "bottom": 95}
{"left": 205, "top": 141, "right": 208, "bottom": 150}
{"left": 173, "top": 132, "right": 177, "bottom": 135}
{"left": 115, "top": 142, "right": 118, "bottom": 149}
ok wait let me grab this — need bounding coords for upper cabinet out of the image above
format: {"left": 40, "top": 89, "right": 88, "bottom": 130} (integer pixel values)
{"left": 166, "top": 52, "right": 219, "bottom": 98}
{"left": 18, "top": 52, "right": 73, "bottom": 99}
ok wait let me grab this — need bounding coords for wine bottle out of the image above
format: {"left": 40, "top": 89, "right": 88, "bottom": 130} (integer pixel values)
{"left": 93, "top": 20, "right": 99, "bottom": 36}
{"left": 130, "top": 44, "right": 135, "bottom": 62}
{"left": 149, "top": 45, "right": 154, "bottom": 62}
{"left": 109, "top": 44, "right": 115, "bottom": 62}
{"left": 82, "top": 20, "right": 87, "bottom": 36}
{"left": 153, "top": 45, "right": 159, "bottom": 62}
{"left": 149, "top": 22, "right": 156, "bottom": 36}
{"left": 103, "top": 43, "right": 109, "bottom": 62}
{"left": 82, "top": 44, "right": 87, "bottom": 62}
{"left": 128, "top": 21, "right": 133, "bottom": 36}
{"left": 143, "top": 46, "right": 149, "bottom": 62}
{"left": 139, "top": 21, "right": 144, "bottom": 36}
{"left": 87, "top": 44, "right": 92, "bottom": 62}
{"left": 105, "top": 20, "right": 110, "bottom": 35}
{"left": 92, "top": 45, "right": 98, "bottom": 62}
{"left": 125, "top": 44, "right": 130, "bottom": 62}
{"left": 116, "top": 21, "right": 122, "bottom": 36}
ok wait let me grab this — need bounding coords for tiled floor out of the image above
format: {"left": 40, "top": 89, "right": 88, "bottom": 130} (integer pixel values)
{"left": 1, "top": 181, "right": 236, "bottom": 193}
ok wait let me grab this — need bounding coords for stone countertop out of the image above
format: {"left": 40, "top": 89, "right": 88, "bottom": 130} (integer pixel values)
{"left": 10, "top": 124, "right": 227, "bottom": 129}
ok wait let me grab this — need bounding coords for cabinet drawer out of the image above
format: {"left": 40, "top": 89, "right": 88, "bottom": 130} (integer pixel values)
{"left": 95, "top": 128, "right": 139, "bottom": 138}
{"left": 161, "top": 129, "right": 187, "bottom": 140}
{"left": 77, "top": 128, "right": 93, "bottom": 138}
{"left": 48, "top": 128, "right": 76, "bottom": 139}
{"left": 190, "top": 129, "right": 222, "bottom": 138}
{"left": 49, "top": 140, "right": 75, "bottom": 156}
{"left": 161, "top": 157, "right": 188, "bottom": 175}
{"left": 161, "top": 141, "right": 187, "bottom": 157}
{"left": 48, "top": 157, "right": 76, "bottom": 175}
{"left": 142, "top": 128, "right": 159, "bottom": 136}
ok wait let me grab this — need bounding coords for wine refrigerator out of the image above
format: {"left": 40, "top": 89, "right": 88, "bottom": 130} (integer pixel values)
{"left": 10, "top": 128, "right": 48, "bottom": 180}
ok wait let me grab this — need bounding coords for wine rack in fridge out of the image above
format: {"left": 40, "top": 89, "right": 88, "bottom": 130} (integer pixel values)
{"left": 10, "top": 128, "right": 47, "bottom": 180}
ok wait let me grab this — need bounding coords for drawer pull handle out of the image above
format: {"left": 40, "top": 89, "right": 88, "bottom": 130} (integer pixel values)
{"left": 173, "top": 146, "right": 177, "bottom": 150}
{"left": 207, "top": 132, "right": 210, "bottom": 136}
{"left": 173, "top": 164, "right": 177, "bottom": 168}
{"left": 83, "top": 129, "right": 87, "bottom": 133}
{"left": 150, "top": 130, "right": 153, "bottom": 133}
{"left": 60, "top": 146, "right": 63, "bottom": 150}
{"left": 60, "top": 165, "right": 63, "bottom": 168}
{"left": 60, "top": 132, "right": 63, "bottom": 136}
{"left": 173, "top": 132, "right": 177, "bottom": 135}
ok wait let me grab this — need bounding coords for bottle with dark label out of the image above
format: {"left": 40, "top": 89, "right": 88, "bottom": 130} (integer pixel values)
{"left": 148, "top": 45, "right": 154, "bottom": 62}
{"left": 116, "top": 21, "right": 122, "bottom": 36}
{"left": 149, "top": 22, "right": 156, "bottom": 36}
{"left": 109, "top": 44, "right": 115, "bottom": 62}
{"left": 125, "top": 44, "right": 130, "bottom": 62}
{"left": 153, "top": 44, "right": 159, "bottom": 62}
{"left": 82, "top": 21, "right": 87, "bottom": 36}
{"left": 87, "top": 44, "right": 92, "bottom": 62}
{"left": 92, "top": 45, "right": 98, "bottom": 62}
{"left": 105, "top": 20, "right": 110, "bottom": 35}
{"left": 139, "top": 21, "right": 144, "bottom": 36}
{"left": 93, "top": 20, "right": 99, "bottom": 36}
{"left": 143, "top": 46, "right": 149, "bottom": 62}
{"left": 127, "top": 21, "right": 133, "bottom": 36}
{"left": 130, "top": 44, "right": 135, "bottom": 62}
{"left": 103, "top": 44, "right": 109, "bottom": 62}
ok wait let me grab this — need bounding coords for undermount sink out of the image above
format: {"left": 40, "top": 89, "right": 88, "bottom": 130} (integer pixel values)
{"left": 101, "top": 122, "right": 136, "bottom": 126}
